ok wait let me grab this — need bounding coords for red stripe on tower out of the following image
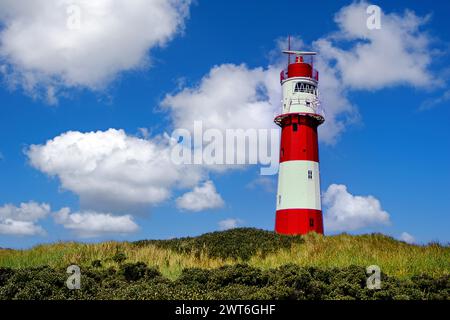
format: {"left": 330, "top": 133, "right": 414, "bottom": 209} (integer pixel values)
{"left": 275, "top": 209, "right": 324, "bottom": 235}
{"left": 278, "top": 115, "right": 320, "bottom": 163}
{"left": 274, "top": 49, "right": 324, "bottom": 235}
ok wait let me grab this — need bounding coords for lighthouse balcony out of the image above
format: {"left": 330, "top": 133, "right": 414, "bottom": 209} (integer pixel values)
{"left": 274, "top": 111, "right": 325, "bottom": 127}
{"left": 282, "top": 97, "right": 324, "bottom": 117}
{"left": 275, "top": 95, "right": 325, "bottom": 125}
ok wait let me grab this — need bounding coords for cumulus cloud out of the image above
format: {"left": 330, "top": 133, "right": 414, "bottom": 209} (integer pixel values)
{"left": 399, "top": 232, "right": 416, "bottom": 244}
{"left": 0, "top": 202, "right": 50, "bottom": 236}
{"left": 0, "top": 201, "right": 140, "bottom": 237}
{"left": 323, "top": 184, "right": 390, "bottom": 232}
{"left": 54, "top": 207, "right": 138, "bottom": 238}
{"left": 176, "top": 180, "right": 224, "bottom": 212}
{"left": 316, "top": 1, "right": 436, "bottom": 90}
{"left": 0, "top": 0, "right": 191, "bottom": 102}
{"left": 162, "top": 64, "right": 280, "bottom": 132}
{"left": 218, "top": 218, "right": 243, "bottom": 231}
{"left": 0, "top": 219, "right": 46, "bottom": 236}
{"left": 27, "top": 129, "right": 204, "bottom": 211}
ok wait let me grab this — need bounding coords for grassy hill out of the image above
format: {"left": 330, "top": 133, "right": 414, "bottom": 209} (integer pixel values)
{"left": 0, "top": 228, "right": 449, "bottom": 299}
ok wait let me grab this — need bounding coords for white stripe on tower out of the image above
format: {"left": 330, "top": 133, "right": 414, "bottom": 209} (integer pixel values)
{"left": 276, "top": 160, "right": 321, "bottom": 211}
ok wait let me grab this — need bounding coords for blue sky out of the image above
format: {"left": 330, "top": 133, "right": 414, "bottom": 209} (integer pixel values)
{"left": 0, "top": 0, "right": 449, "bottom": 248}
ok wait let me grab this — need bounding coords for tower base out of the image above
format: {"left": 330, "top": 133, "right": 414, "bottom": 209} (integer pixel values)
{"left": 275, "top": 209, "right": 323, "bottom": 235}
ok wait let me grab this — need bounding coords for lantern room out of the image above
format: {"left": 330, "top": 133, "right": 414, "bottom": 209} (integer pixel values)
{"left": 280, "top": 51, "right": 319, "bottom": 83}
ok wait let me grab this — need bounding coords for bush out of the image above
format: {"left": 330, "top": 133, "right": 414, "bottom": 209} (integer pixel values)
{"left": 0, "top": 268, "right": 14, "bottom": 287}
{"left": 112, "top": 252, "right": 127, "bottom": 264}
{"left": 177, "top": 268, "right": 210, "bottom": 287}
{"left": 120, "top": 262, "right": 161, "bottom": 282}
{"left": 0, "top": 263, "right": 448, "bottom": 300}
{"left": 91, "top": 260, "right": 102, "bottom": 268}
{"left": 208, "top": 264, "right": 268, "bottom": 288}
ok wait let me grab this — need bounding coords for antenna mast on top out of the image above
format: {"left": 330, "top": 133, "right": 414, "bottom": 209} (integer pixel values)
{"left": 288, "top": 35, "right": 291, "bottom": 65}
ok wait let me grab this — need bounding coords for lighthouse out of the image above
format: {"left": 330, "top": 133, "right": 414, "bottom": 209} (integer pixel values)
{"left": 274, "top": 50, "right": 324, "bottom": 235}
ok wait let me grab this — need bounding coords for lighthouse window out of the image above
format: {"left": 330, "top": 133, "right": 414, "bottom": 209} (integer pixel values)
{"left": 309, "top": 218, "right": 314, "bottom": 227}
{"left": 293, "top": 123, "right": 298, "bottom": 132}
{"left": 308, "top": 170, "right": 313, "bottom": 179}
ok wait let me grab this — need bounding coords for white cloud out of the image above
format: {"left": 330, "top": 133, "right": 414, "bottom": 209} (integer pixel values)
{"left": 315, "top": 1, "right": 436, "bottom": 90}
{"left": 399, "top": 232, "right": 416, "bottom": 244}
{"left": 162, "top": 63, "right": 280, "bottom": 132}
{"left": 0, "top": 201, "right": 140, "bottom": 237}
{"left": 0, "top": 0, "right": 191, "bottom": 102}
{"left": 218, "top": 218, "right": 243, "bottom": 231}
{"left": 54, "top": 207, "right": 138, "bottom": 238}
{"left": 0, "top": 219, "right": 46, "bottom": 236}
{"left": 323, "top": 184, "right": 390, "bottom": 232}
{"left": 27, "top": 129, "right": 204, "bottom": 211}
{"left": 0, "top": 201, "right": 50, "bottom": 221}
{"left": 0, "top": 201, "right": 50, "bottom": 236}
{"left": 176, "top": 180, "right": 224, "bottom": 212}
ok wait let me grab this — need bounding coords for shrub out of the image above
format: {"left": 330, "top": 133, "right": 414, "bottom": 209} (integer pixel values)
{"left": 91, "top": 260, "right": 102, "bottom": 268}
{"left": 177, "top": 268, "right": 211, "bottom": 287}
{"left": 208, "top": 264, "right": 268, "bottom": 288}
{"left": 120, "top": 262, "right": 161, "bottom": 282}
{"left": 112, "top": 252, "right": 127, "bottom": 264}
{"left": 0, "top": 268, "right": 14, "bottom": 287}
{"left": 0, "top": 264, "right": 448, "bottom": 300}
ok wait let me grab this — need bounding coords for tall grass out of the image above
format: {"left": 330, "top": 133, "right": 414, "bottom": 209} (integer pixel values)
{"left": 250, "top": 233, "right": 450, "bottom": 278}
{"left": 0, "top": 241, "right": 235, "bottom": 280}
{"left": 1, "top": 231, "right": 448, "bottom": 280}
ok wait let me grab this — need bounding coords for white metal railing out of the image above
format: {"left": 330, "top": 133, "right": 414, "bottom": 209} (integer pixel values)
{"left": 287, "top": 97, "right": 325, "bottom": 118}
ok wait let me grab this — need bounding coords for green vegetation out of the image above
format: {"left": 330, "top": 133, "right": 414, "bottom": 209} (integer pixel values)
{"left": 134, "top": 227, "right": 305, "bottom": 260}
{"left": 0, "top": 228, "right": 448, "bottom": 300}
{"left": 0, "top": 264, "right": 448, "bottom": 300}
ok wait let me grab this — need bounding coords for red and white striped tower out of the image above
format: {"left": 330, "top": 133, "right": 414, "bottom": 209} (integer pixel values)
{"left": 274, "top": 50, "right": 324, "bottom": 235}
